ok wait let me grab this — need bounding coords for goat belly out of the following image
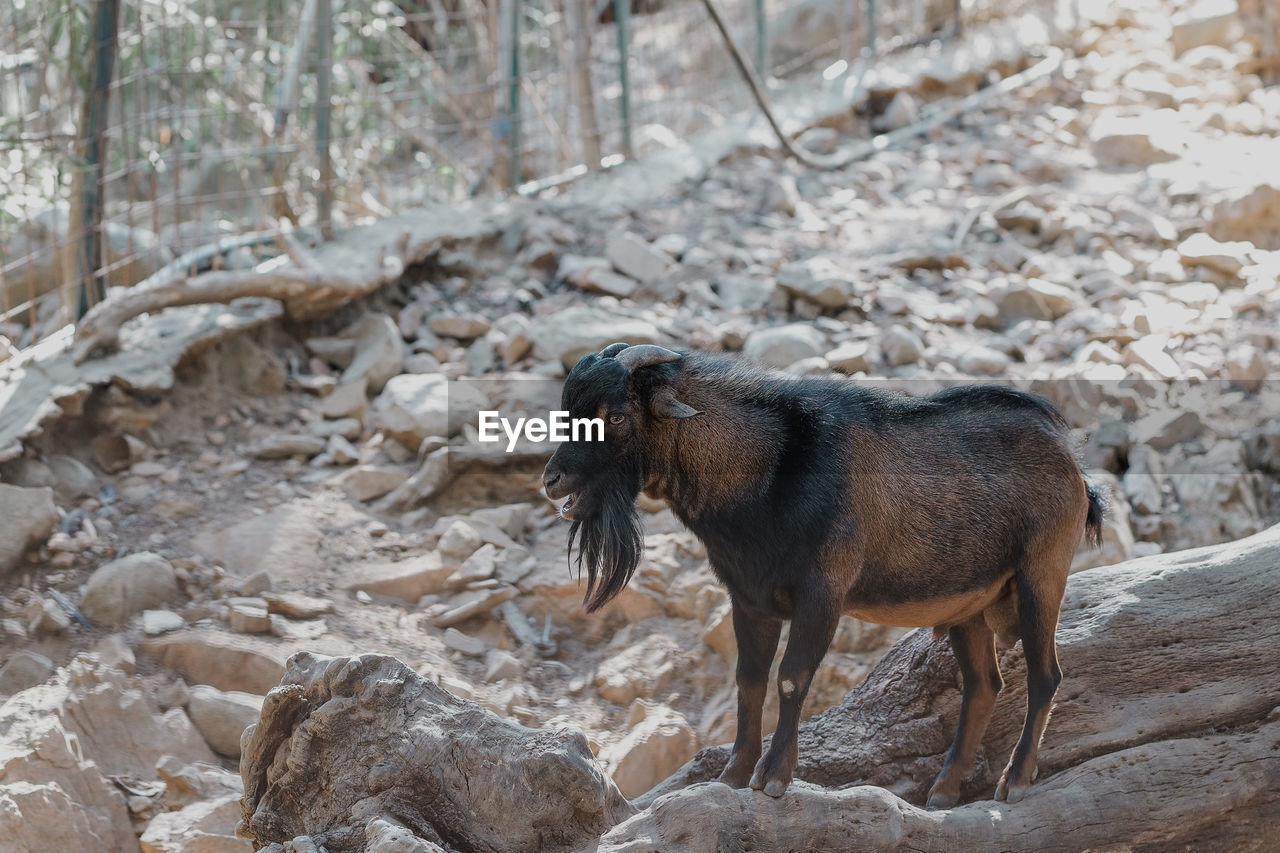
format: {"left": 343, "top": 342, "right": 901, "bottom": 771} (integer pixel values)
{"left": 845, "top": 573, "right": 1012, "bottom": 629}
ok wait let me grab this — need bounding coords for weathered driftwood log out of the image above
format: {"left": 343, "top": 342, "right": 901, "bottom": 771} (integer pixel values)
{"left": 240, "top": 525, "right": 1280, "bottom": 852}
{"left": 618, "top": 523, "right": 1280, "bottom": 851}
{"left": 237, "top": 652, "right": 634, "bottom": 853}
{"left": 72, "top": 231, "right": 409, "bottom": 363}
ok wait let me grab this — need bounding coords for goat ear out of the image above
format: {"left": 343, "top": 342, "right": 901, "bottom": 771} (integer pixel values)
{"left": 650, "top": 387, "right": 702, "bottom": 419}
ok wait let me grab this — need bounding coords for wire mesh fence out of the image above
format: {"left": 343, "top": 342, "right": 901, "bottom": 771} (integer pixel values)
{"left": 3, "top": 0, "right": 1038, "bottom": 357}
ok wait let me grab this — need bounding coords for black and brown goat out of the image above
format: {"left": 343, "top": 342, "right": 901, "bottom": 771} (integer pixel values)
{"left": 542, "top": 343, "right": 1104, "bottom": 806}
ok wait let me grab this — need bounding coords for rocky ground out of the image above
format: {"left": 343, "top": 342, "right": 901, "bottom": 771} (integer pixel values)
{"left": 2, "top": 1, "right": 1280, "bottom": 850}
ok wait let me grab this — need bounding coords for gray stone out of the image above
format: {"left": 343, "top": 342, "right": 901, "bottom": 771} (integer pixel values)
{"left": 606, "top": 232, "right": 673, "bottom": 284}
{"left": 528, "top": 307, "right": 660, "bottom": 369}
{"left": 47, "top": 455, "right": 98, "bottom": 501}
{"left": 187, "top": 684, "right": 265, "bottom": 758}
{"left": 80, "top": 551, "right": 179, "bottom": 627}
{"left": 442, "top": 627, "right": 487, "bottom": 657}
{"left": 326, "top": 434, "right": 360, "bottom": 464}
{"left": 306, "top": 336, "right": 356, "bottom": 369}
{"left": 249, "top": 434, "right": 327, "bottom": 459}
{"left": 342, "top": 465, "right": 410, "bottom": 503}
{"left": 880, "top": 325, "right": 925, "bottom": 367}
{"left": 994, "top": 278, "right": 1079, "bottom": 324}
{"left": 372, "top": 373, "right": 489, "bottom": 445}
{"left": 879, "top": 91, "right": 919, "bottom": 132}
{"left": 798, "top": 126, "right": 839, "bottom": 154}
{"left": 742, "top": 324, "right": 826, "bottom": 368}
{"left": 1171, "top": 0, "right": 1240, "bottom": 55}
{"left": 227, "top": 599, "right": 272, "bottom": 634}
{"left": 1226, "top": 345, "right": 1266, "bottom": 392}
{"left": 28, "top": 598, "right": 71, "bottom": 635}
{"left": 1125, "top": 335, "right": 1182, "bottom": 379}
{"left": 0, "top": 649, "right": 54, "bottom": 694}
{"left": 309, "top": 417, "right": 362, "bottom": 440}
{"left": 261, "top": 591, "right": 336, "bottom": 619}
{"left": 439, "top": 519, "right": 484, "bottom": 564}
{"left": 1177, "top": 232, "right": 1250, "bottom": 278}
{"left": 957, "top": 345, "right": 1011, "bottom": 375}
{"left": 600, "top": 705, "right": 697, "bottom": 799}
{"left": 560, "top": 255, "right": 639, "bottom": 298}
{"left": 484, "top": 649, "right": 524, "bottom": 683}
{"left": 318, "top": 379, "right": 369, "bottom": 422}
{"left": 340, "top": 553, "right": 453, "bottom": 601}
{"left": 341, "top": 314, "right": 404, "bottom": 393}
{"left": 429, "top": 314, "right": 492, "bottom": 340}
{"left": 825, "top": 341, "right": 872, "bottom": 373}
{"left": 0, "top": 484, "right": 58, "bottom": 576}
{"left": 192, "top": 508, "right": 323, "bottom": 584}
{"left": 760, "top": 173, "right": 801, "bottom": 215}
{"left": 716, "top": 275, "right": 777, "bottom": 310}
{"left": 138, "top": 793, "right": 251, "bottom": 853}
{"left": 238, "top": 570, "right": 275, "bottom": 596}
{"left": 143, "top": 609, "right": 186, "bottom": 636}
{"left": 140, "top": 631, "right": 287, "bottom": 694}
{"left": 776, "top": 257, "right": 857, "bottom": 309}
{"left": 1131, "top": 410, "right": 1204, "bottom": 451}
{"left": 1090, "top": 112, "right": 1183, "bottom": 167}
{"left": 1209, "top": 181, "right": 1280, "bottom": 248}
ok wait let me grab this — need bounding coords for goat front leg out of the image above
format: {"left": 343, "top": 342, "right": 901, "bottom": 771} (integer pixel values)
{"left": 750, "top": 584, "right": 840, "bottom": 797}
{"left": 716, "top": 599, "right": 782, "bottom": 788}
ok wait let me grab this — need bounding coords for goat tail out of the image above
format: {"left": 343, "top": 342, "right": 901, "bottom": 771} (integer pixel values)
{"left": 1083, "top": 476, "right": 1107, "bottom": 547}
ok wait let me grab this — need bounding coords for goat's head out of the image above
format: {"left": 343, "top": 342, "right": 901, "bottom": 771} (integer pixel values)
{"left": 542, "top": 342, "right": 702, "bottom": 611}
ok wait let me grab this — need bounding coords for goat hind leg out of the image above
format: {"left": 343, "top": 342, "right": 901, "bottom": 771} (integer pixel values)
{"left": 716, "top": 601, "right": 781, "bottom": 788}
{"left": 750, "top": 586, "right": 840, "bottom": 797}
{"left": 996, "top": 568, "right": 1066, "bottom": 803}
{"left": 926, "top": 614, "right": 1003, "bottom": 809}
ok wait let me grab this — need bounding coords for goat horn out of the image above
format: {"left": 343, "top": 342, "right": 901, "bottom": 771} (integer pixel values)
{"left": 615, "top": 344, "right": 682, "bottom": 372}
{"left": 599, "top": 342, "right": 630, "bottom": 358}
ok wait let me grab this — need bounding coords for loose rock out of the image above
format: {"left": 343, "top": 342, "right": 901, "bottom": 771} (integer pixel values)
{"left": 606, "top": 231, "right": 673, "bottom": 284}
{"left": 79, "top": 551, "right": 179, "bottom": 627}
{"left": 0, "top": 485, "right": 58, "bottom": 576}
{"left": 880, "top": 325, "right": 924, "bottom": 367}
{"left": 742, "top": 323, "right": 826, "bottom": 369}
{"left": 186, "top": 684, "right": 264, "bottom": 758}
{"left": 341, "top": 314, "right": 404, "bottom": 393}
{"left": 0, "top": 650, "right": 55, "bottom": 694}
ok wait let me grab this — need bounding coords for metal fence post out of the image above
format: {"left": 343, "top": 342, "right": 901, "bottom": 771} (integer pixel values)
{"left": 569, "top": 0, "right": 603, "bottom": 170}
{"left": 315, "top": 0, "right": 334, "bottom": 239}
{"left": 497, "top": 0, "right": 522, "bottom": 187}
{"left": 614, "top": 0, "right": 633, "bottom": 159}
{"left": 866, "top": 0, "right": 876, "bottom": 54}
{"left": 508, "top": 0, "right": 522, "bottom": 186}
{"left": 78, "top": 0, "right": 121, "bottom": 318}
{"left": 755, "top": 0, "right": 768, "bottom": 77}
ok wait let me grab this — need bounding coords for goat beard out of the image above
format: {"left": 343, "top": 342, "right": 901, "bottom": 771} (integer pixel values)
{"left": 567, "top": 482, "right": 643, "bottom": 613}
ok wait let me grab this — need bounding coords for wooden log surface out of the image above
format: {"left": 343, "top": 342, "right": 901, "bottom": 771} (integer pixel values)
{"left": 238, "top": 524, "right": 1280, "bottom": 853}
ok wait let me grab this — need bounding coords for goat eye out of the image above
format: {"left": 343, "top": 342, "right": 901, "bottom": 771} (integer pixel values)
{"left": 608, "top": 414, "right": 625, "bottom": 425}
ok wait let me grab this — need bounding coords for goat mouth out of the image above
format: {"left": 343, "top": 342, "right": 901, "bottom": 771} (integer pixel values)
{"left": 558, "top": 493, "right": 579, "bottom": 520}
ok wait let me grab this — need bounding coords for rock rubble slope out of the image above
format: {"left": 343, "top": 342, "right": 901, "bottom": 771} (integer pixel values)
{"left": 2, "top": 2, "right": 1279, "bottom": 849}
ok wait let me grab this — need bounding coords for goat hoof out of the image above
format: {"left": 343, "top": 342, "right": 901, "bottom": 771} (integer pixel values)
{"left": 748, "top": 772, "right": 764, "bottom": 791}
{"left": 995, "top": 775, "right": 1030, "bottom": 803}
{"left": 763, "top": 779, "right": 788, "bottom": 798}
{"left": 1003, "top": 782, "right": 1030, "bottom": 803}
{"left": 716, "top": 764, "right": 753, "bottom": 789}
{"left": 926, "top": 791, "right": 958, "bottom": 810}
